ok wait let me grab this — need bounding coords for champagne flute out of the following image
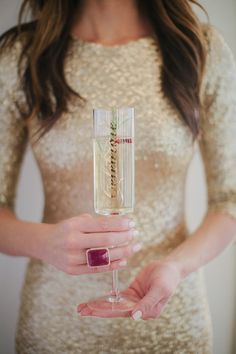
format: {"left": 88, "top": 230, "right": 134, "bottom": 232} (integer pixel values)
{"left": 86, "top": 107, "right": 137, "bottom": 312}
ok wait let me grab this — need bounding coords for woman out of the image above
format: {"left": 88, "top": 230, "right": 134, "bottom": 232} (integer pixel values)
{"left": 0, "top": 0, "right": 236, "bottom": 353}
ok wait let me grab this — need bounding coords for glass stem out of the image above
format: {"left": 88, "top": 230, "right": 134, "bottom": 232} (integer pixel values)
{"left": 111, "top": 269, "right": 120, "bottom": 299}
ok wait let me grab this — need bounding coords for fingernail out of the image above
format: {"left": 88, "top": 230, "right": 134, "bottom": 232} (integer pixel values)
{"left": 129, "top": 220, "right": 136, "bottom": 228}
{"left": 133, "top": 230, "right": 139, "bottom": 237}
{"left": 132, "top": 310, "right": 142, "bottom": 321}
{"left": 133, "top": 243, "right": 143, "bottom": 253}
{"left": 119, "top": 259, "right": 127, "bottom": 266}
{"left": 77, "top": 305, "right": 83, "bottom": 314}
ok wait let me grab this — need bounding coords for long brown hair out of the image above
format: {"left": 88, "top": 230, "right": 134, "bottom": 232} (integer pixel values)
{"left": 0, "top": 0, "right": 207, "bottom": 140}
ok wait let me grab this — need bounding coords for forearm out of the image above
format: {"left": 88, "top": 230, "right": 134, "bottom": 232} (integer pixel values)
{"left": 165, "top": 212, "right": 236, "bottom": 279}
{"left": 0, "top": 207, "right": 53, "bottom": 259}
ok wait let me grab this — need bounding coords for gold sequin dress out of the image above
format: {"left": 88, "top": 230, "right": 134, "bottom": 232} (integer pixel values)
{"left": 1, "top": 26, "right": 236, "bottom": 354}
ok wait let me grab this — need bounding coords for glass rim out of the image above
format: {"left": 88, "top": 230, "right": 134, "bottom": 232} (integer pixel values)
{"left": 93, "top": 106, "right": 135, "bottom": 113}
{"left": 93, "top": 106, "right": 134, "bottom": 137}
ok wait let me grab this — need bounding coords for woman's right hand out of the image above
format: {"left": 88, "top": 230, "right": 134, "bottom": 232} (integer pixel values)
{"left": 41, "top": 213, "right": 141, "bottom": 275}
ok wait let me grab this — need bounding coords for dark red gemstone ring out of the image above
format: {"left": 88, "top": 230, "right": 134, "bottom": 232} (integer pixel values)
{"left": 86, "top": 247, "right": 111, "bottom": 267}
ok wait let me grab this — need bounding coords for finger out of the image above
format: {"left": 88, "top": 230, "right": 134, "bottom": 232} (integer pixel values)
{"left": 77, "top": 303, "right": 87, "bottom": 312}
{"left": 131, "top": 286, "right": 164, "bottom": 321}
{"left": 139, "top": 297, "right": 169, "bottom": 321}
{"left": 77, "top": 229, "right": 138, "bottom": 248}
{"left": 109, "top": 242, "right": 143, "bottom": 261}
{"left": 77, "top": 305, "right": 93, "bottom": 316}
{"left": 67, "top": 258, "right": 128, "bottom": 275}
{"left": 121, "top": 288, "right": 141, "bottom": 302}
{"left": 154, "top": 297, "right": 169, "bottom": 318}
{"left": 71, "top": 214, "right": 135, "bottom": 233}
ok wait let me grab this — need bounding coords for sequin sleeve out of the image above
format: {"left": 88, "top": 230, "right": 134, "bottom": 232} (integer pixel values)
{"left": 0, "top": 40, "right": 28, "bottom": 211}
{"left": 199, "top": 26, "right": 236, "bottom": 221}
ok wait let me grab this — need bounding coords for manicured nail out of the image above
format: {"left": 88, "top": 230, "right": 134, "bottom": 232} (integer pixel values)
{"left": 133, "top": 230, "right": 139, "bottom": 237}
{"left": 132, "top": 310, "right": 142, "bottom": 321}
{"left": 119, "top": 259, "right": 127, "bottom": 266}
{"left": 77, "top": 305, "right": 84, "bottom": 314}
{"left": 133, "top": 243, "right": 143, "bottom": 253}
{"left": 129, "top": 220, "right": 136, "bottom": 228}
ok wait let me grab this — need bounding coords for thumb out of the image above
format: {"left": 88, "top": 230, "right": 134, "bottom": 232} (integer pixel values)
{"left": 131, "top": 286, "right": 162, "bottom": 321}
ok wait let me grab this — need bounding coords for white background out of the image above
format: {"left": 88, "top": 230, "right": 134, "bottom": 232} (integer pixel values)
{"left": 0, "top": 0, "right": 235, "bottom": 353}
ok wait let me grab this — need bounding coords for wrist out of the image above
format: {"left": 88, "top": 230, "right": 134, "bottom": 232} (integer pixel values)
{"left": 0, "top": 213, "right": 55, "bottom": 259}
{"left": 9, "top": 219, "right": 54, "bottom": 260}
{"left": 160, "top": 257, "right": 188, "bottom": 281}
{"left": 24, "top": 221, "right": 55, "bottom": 261}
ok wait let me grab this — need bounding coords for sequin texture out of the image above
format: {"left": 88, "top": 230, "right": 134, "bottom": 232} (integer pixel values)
{"left": 0, "top": 26, "right": 236, "bottom": 353}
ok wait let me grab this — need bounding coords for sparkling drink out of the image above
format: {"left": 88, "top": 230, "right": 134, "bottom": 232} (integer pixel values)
{"left": 93, "top": 135, "right": 134, "bottom": 215}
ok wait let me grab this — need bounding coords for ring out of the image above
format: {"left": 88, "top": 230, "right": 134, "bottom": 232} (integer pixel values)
{"left": 86, "top": 247, "right": 111, "bottom": 267}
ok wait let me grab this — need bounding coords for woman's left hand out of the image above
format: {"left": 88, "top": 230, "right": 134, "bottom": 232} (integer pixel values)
{"left": 77, "top": 259, "right": 182, "bottom": 320}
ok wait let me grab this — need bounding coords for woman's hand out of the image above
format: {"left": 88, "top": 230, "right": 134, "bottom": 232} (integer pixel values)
{"left": 41, "top": 213, "right": 140, "bottom": 275}
{"left": 77, "top": 259, "right": 181, "bottom": 319}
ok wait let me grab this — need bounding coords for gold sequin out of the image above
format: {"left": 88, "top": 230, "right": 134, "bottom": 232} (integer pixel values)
{"left": 0, "top": 26, "right": 235, "bottom": 353}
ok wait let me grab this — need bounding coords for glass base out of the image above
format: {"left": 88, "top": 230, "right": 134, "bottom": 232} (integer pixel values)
{"left": 87, "top": 292, "right": 137, "bottom": 313}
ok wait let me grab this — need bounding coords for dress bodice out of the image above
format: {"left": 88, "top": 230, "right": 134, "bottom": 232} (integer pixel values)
{"left": 0, "top": 26, "right": 236, "bottom": 250}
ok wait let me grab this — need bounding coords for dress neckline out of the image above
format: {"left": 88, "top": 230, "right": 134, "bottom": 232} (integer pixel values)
{"left": 70, "top": 33, "right": 157, "bottom": 50}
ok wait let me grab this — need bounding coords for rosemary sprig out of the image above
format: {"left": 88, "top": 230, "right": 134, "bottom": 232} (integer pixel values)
{"left": 110, "top": 108, "right": 118, "bottom": 199}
